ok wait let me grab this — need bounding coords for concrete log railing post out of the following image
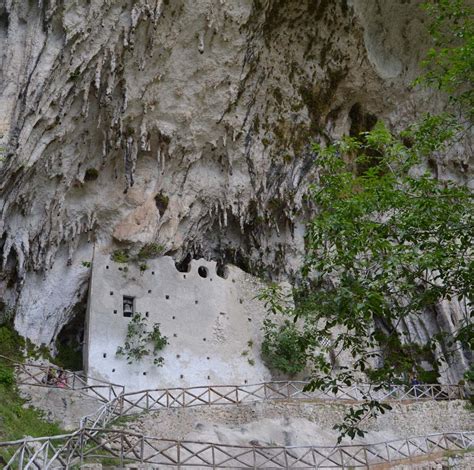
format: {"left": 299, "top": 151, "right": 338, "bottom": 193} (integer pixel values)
{"left": 118, "top": 394, "right": 124, "bottom": 416}
{"left": 177, "top": 440, "right": 181, "bottom": 469}
{"left": 119, "top": 433, "right": 124, "bottom": 467}
{"left": 363, "top": 447, "right": 369, "bottom": 467}
{"left": 338, "top": 448, "right": 345, "bottom": 469}
{"left": 18, "top": 442, "right": 25, "bottom": 469}
{"left": 405, "top": 438, "right": 411, "bottom": 459}
{"left": 139, "top": 436, "right": 144, "bottom": 463}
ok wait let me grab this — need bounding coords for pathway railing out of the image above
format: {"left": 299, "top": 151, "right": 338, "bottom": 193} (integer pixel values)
{"left": 0, "top": 355, "right": 124, "bottom": 402}
{"left": 116, "top": 381, "right": 465, "bottom": 415}
{"left": 0, "top": 355, "right": 470, "bottom": 469}
{"left": 1, "top": 430, "right": 472, "bottom": 469}
{"left": 0, "top": 432, "right": 82, "bottom": 469}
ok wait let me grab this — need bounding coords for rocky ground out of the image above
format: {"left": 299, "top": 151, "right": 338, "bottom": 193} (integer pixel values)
{"left": 11, "top": 380, "right": 474, "bottom": 468}
{"left": 116, "top": 399, "right": 473, "bottom": 447}
{"left": 19, "top": 383, "right": 102, "bottom": 431}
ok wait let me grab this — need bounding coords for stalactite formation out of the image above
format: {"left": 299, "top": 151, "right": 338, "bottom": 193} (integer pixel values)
{"left": 0, "top": 0, "right": 471, "bottom": 383}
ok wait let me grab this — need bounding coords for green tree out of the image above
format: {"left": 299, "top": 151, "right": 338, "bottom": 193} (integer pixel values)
{"left": 417, "top": 0, "right": 474, "bottom": 116}
{"left": 261, "top": 0, "right": 473, "bottom": 440}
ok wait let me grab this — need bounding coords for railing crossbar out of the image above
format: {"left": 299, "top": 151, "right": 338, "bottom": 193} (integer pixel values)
{"left": 1, "top": 355, "right": 470, "bottom": 469}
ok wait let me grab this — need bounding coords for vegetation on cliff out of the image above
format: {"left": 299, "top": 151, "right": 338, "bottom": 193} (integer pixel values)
{"left": 260, "top": 0, "right": 473, "bottom": 440}
{"left": 0, "top": 324, "right": 64, "bottom": 464}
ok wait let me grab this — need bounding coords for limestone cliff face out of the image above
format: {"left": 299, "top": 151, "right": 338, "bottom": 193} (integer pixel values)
{"left": 0, "top": 1, "right": 470, "bottom": 380}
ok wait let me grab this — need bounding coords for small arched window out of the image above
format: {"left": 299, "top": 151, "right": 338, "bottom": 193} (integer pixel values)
{"left": 198, "top": 266, "right": 208, "bottom": 278}
{"left": 123, "top": 296, "right": 134, "bottom": 317}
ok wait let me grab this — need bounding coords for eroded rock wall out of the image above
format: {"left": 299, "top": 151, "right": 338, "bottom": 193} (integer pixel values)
{"left": 0, "top": 1, "right": 471, "bottom": 381}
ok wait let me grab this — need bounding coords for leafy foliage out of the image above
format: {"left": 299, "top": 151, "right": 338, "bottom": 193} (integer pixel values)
{"left": 116, "top": 313, "right": 169, "bottom": 366}
{"left": 258, "top": 284, "right": 313, "bottom": 375}
{"left": 0, "top": 324, "right": 65, "bottom": 450}
{"left": 0, "top": 325, "right": 25, "bottom": 360}
{"left": 259, "top": 0, "right": 473, "bottom": 440}
{"left": 261, "top": 319, "right": 309, "bottom": 375}
{"left": 299, "top": 119, "right": 473, "bottom": 435}
{"left": 417, "top": 0, "right": 474, "bottom": 116}
{"left": 464, "top": 364, "right": 474, "bottom": 383}
{"left": 111, "top": 243, "right": 165, "bottom": 266}
{"left": 137, "top": 243, "right": 165, "bottom": 261}
{"left": 111, "top": 249, "right": 130, "bottom": 264}
{"left": 0, "top": 363, "right": 14, "bottom": 386}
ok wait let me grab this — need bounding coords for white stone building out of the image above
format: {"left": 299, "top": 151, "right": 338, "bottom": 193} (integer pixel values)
{"left": 84, "top": 250, "right": 272, "bottom": 391}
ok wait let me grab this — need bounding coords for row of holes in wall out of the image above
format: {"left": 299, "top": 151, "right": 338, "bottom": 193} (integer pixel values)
{"left": 102, "top": 314, "right": 254, "bottom": 356}
{"left": 113, "top": 294, "right": 245, "bottom": 317}
{"left": 106, "top": 264, "right": 235, "bottom": 282}
{"left": 105, "top": 366, "right": 251, "bottom": 384}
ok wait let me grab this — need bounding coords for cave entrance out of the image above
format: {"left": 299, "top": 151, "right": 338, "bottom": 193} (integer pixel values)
{"left": 55, "top": 299, "right": 87, "bottom": 371}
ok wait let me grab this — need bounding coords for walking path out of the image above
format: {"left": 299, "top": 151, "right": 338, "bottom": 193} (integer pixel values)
{"left": 0, "top": 358, "right": 471, "bottom": 469}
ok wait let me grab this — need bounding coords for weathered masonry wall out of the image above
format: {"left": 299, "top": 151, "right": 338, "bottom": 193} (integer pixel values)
{"left": 85, "top": 251, "right": 271, "bottom": 391}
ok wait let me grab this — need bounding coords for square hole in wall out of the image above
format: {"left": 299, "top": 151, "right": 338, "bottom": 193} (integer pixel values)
{"left": 148, "top": 289, "right": 152, "bottom": 294}
{"left": 165, "top": 295, "right": 170, "bottom": 300}
{"left": 113, "top": 310, "right": 117, "bottom": 314}
{"left": 123, "top": 295, "right": 135, "bottom": 317}
{"left": 103, "top": 353, "right": 107, "bottom": 358}
{"left": 152, "top": 271, "right": 155, "bottom": 275}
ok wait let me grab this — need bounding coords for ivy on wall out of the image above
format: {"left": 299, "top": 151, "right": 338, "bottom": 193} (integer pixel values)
{"left": 116, "top": 312, "right": 169, "bottom": 366}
